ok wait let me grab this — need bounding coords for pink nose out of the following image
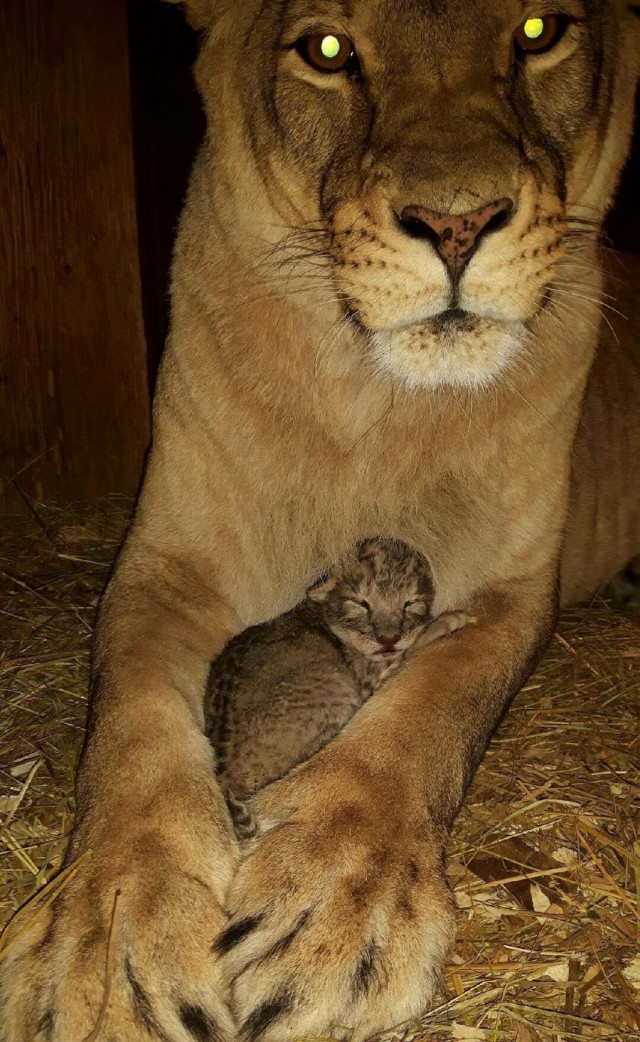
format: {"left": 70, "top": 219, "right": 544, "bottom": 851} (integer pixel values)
{"left": 399, "top": 198, "right": 514, "bottom": 278}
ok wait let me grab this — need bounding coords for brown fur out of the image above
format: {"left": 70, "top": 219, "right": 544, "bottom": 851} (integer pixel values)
{"left": 206, "top": 537, "right": 469, "bottom": 812}
{"left": 1, "top": 2, "right": 639, "bottom": 1040}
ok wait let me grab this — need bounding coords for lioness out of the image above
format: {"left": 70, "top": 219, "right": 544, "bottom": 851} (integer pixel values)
{"left": 1, "top": 2, "right": 639, "bottom": 1041}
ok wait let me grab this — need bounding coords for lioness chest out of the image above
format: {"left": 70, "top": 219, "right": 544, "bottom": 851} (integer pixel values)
{"left": 186, "top": 387, "right": 568, "bottom": 622}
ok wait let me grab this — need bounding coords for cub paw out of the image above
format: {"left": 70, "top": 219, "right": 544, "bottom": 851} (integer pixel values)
{"left": 227, "top": 790, "right": 259, "bottom": 842}
{"left": 421, "top": 611, "right": 474, "bottom": 645}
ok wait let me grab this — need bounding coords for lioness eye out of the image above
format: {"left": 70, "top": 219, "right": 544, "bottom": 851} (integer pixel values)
{"left": 514, "top": 15, "right": 567, "bottom": 55}
{"left": 298, "top": 33, "right": 355, "bottom": 73}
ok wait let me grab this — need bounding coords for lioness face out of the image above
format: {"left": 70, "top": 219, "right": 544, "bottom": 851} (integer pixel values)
{"left": 196, "top": 0, "right": 638, "bottom": 391}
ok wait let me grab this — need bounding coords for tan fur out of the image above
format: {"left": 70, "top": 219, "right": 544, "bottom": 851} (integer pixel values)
{"left": 1, "top": 2, "right": 639, "bottom": 1040}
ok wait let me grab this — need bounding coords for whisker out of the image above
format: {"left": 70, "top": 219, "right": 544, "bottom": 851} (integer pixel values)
{"left": 553, "top": 276, "right": 618, "bottom": 303}
{"left": 501, "top": 374, "right": 561, "bottom": 433}
{"left": 551, "top": 286, "right": 627, "bottom": 321}
{"left": 345, "top": 385, "right": 396, "bottom": 456}
{"left": 565, "top": 264, "right": 630, "bottom": 289}
{"left": 314, "top": 312, "right": 356, "bottom": 382}
{"left": 547, "top": 295, "right": 614, "bottom": 345}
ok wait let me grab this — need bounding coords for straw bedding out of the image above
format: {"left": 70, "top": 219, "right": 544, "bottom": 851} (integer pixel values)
{"left": 1, "top": 501, "right": 638, "bottom": 1040}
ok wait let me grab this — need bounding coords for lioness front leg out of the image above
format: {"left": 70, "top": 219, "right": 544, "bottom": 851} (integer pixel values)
{"left": 218, "top": 573, "right": 557, "bottom": 1042}
{"left": 0, "top": 529, "right": 246, "bottom": 1042}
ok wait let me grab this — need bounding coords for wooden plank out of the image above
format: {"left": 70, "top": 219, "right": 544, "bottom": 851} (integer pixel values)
{"left": 0, "top": 0, "right": 150, "bottom": 505}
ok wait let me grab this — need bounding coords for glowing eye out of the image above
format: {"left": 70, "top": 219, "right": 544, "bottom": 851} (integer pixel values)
{"left": 524, "top": 17, "right": 545, "bottom": 39}
{"left": 321, "top": 35, "right": 341, "bottom": 59}
{"left": 514, "top": 14, "right": 567, "bottom": 54}
{"left": 298, "top": 33, "right": 355, "bottom": 73}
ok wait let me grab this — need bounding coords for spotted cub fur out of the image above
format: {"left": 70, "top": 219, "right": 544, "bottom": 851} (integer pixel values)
{"left": 205, "top": 538, "right": 470, "bottom": 835}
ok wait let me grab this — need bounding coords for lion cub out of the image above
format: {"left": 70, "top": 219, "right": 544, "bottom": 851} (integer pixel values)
{"left": 205, "top": 539, "right": 469, "bottom": 835}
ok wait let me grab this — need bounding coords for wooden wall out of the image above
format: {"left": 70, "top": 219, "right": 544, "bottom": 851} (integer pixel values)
{"left": 0, "top": 0, "right": 150, "bottom": 506}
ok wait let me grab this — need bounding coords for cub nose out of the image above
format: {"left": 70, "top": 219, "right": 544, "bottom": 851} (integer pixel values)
{"left": 398, "top": 198, "right": 514, "bottom": 279}
{"left": 378, "top": 635, "right": 399, "bottom": 654}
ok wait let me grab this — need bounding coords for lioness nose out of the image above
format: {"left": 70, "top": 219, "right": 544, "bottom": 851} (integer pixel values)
{"left": 398, "top": 198, "right": 514, "bottom": 278}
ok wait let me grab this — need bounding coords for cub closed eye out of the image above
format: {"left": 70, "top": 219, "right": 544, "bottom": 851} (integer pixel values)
{"left": 514, "top": 15, "right": 568, "bottom": 55}
{"left": 297, "top": 33, "right": 356, "bottom": 74}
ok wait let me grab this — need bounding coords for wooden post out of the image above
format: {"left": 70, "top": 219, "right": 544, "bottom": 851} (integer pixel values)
{"left": 0, "top": 0, "right": 150, "bottom": 505}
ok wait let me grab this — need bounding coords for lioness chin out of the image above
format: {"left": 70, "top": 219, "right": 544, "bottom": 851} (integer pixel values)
{"left": 1, "top": 2, "right": 639, "bottom": 1041}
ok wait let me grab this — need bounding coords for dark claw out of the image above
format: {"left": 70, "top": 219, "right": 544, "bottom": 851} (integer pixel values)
{"left": 125, "top": 958, "right": 167, "bottom": 1040}
{"left": 352, "top": 938, "right": 380, "bottom": 999}
{"left": 180, "top": 1003, "right": 222, "bottom": 1042}
{"left": 36, "top": 1009, "right": 55, "bottom": 1042}
{"left": 242, "top": 989, "right": 295, "bottom": 1041}
{"left": 214, "top": 914, "right": 265, "bottom": 956}
{"left": 259, "top": 909, "right": 312, "bottom": 961}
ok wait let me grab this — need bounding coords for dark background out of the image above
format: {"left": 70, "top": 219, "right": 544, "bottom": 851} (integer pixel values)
{"left": 129, "top": 0, "right": 205, "bottom": 391}
{"left": 1, "top": 0, "right": 639, "bottom": 506}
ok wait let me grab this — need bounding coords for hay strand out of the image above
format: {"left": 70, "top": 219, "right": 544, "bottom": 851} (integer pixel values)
{"left": 1, "top": 501, "right": 638, "bottom": 1040}
{"left": 80, "top": 888, "right": 123, "bottom": 1042}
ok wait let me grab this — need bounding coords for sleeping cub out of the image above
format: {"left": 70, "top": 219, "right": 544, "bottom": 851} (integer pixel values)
{"left": 205, "top": 539, "right": 469, "bottom": 835}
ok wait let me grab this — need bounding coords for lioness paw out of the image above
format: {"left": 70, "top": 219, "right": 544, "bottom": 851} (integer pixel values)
{"left": 218, "top": 766, "right": 455, "bottom": 1042}
{"left": 0, "top": 851, "right": 237, "bottom": 1042}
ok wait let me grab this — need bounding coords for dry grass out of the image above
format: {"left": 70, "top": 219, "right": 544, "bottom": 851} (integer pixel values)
{"left": 0, "top": 502, "right": 638, "bottom": 1041}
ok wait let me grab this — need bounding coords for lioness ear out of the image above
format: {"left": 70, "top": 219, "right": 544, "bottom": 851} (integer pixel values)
{"left": 163, "top": 0, "right": 228, "bottom": 31}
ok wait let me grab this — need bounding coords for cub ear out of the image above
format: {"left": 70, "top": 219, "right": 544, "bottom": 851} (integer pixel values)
{"left": 307, "top": 574, "right": 339, "bottom": 604}
{"left": 162, "top": 0, "right": 229, "bottom": 31}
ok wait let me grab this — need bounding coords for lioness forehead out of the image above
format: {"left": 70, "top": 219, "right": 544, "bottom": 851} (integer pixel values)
{"left": 254, "top": 0, "right": 608, "bottom": 40}
{"left": 283, "top": 0, "right": 525, "bottom": 32}
{"left": 234, "top": 0, "right": 613, "bottom": 106}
